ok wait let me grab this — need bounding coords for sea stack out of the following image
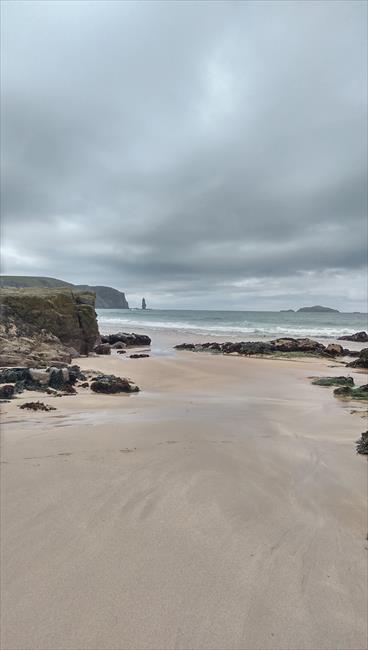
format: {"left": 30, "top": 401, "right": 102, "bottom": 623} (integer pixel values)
{"left": 142, "top": 297, "right": 147, "bottom": 310}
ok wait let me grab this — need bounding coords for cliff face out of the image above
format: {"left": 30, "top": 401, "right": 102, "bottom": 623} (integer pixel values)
{"left": 0, "top": 276, "right": 129, "bottom": 309}
{"left": 75, "top": 285, "right": 129, "bottom": 309}
{"left": 0, "top": 288, "right": 100, "bottom": 367}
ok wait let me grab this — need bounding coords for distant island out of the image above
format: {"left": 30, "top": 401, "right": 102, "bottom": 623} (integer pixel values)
{"left": 297, "top": 305, "right": 339, "bottom": 313}
{"left": 280, "top": 309, "right": 295, "bottom": 313}
{"left": 0, "top": 275, "right": 129, "bottom": 309}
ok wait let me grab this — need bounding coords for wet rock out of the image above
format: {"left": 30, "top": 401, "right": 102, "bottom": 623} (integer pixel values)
{"left": 111, "top": 341, "right": 126, "bottom": 349}
{"left": 333, "top": 384, "right": 368, "bottom": 400}
{"left": 270, "top": 337, "right": 325, "bottom": 353}
{"left": 0, "top": 384, "right": 15, "bottom": 399}
{"left": 0, "top": 367, "right": 30, "bottom": 384}
{"left": 356, "top": 431, "right": 368, "bottom": 455}
{"left": 129, "top": 354, "right": 150, "bottom": 359}
{"left": 117, "top": 350, "right": 126, "bottom": 354}
{"left": 94, "top": 343, "right": 111, "bottom": 355}
{"left": 338, "top": 331, "right": 368, "bottom": 342}
{"left": 48, "top": 367, "right": 70, "bottom": 389}
{"left": 104, "top": 332, "right": 151, "bottom": 347}
{"left": 312, "top": 376, "right": 354, "bottom": 387}
{"left": 347, "top": 348, "right": 368, "bottom": 369}
{"left": 19, "top": 401, "right": 56, "bottom": 411}
{"left": 90, "top": 374, "right": 139, "bottom": 394}
{"left": 174, "top": 343, "right": 196, "bottom": 350}
{"left": 79, "top": 382, "right": 89, "bottom": 388}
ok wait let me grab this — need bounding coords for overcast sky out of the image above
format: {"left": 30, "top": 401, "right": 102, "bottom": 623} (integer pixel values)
{"left": 1, "top": 0, "right": 367, "bottom": 310}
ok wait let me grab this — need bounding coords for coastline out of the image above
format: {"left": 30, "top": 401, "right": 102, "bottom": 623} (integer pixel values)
{"left": 1, "top": 333, "right": 367, "bottom": 650}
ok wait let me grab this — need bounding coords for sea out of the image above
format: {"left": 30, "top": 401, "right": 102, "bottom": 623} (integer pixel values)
{"left": 97, "top": 309, "right": 368, "bottom": 340}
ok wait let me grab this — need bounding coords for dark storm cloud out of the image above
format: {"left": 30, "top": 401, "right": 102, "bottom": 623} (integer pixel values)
{"left": 1, "top": 0, "right": 367, "bottom": 309}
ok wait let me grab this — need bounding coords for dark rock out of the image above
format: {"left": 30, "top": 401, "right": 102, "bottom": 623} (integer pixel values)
{"left": 111, "top": 342, "right": 126, "bottom": 349}
{"left": 0, "top": 367, "right": 30, "bottom": 384}
{"left": 333, "top": 384, "right": 368, "bottom": 400}
{"left": 129, "top": 354, "right": 150, "bottom": 359}
{"left": 312, "top": 376, "right": 354, "bottom": 387}
{"left": 347, "top": 348, "right": 368, "bottom": 369}
{"left": 79, "top": 382, "right": 89, "bottom": 388}
{"left": 356, "top": 431, "right": 368, "bottom": 455}
{"left": 48, "top": 367, "right": 70, "bottom": 389}
{"left": 117, "top": 350, "right": 126, "bottom": 354}
{"left": 100, "top": 335, "right": 109, "bottom": 344}
{"left": 105, "top": 332, "right": 151, "bottom": 347}
{"left": 270, "top": 337, "right": 325, "bottom": 353}
{"left": 338, "top": 331, "right": 368, "bottom": 342}
{"left": 19, "top": 401, "right": 56, "bottom": 411}
{"left": 94, "top": 343, "right": 111, "bottom": 355}
{"left": 90, "top": 374, "right": 139, "bottom": 394}
{"left": 174, "top": 343, "right": 196, "bottom": 350}
{"left": 0, "top": 384, "right": 15, "bottom": 399}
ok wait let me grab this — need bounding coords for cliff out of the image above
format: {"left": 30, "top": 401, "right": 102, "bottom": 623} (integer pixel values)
{"left": 0, "top": 288, "right": 100, "bottom": 367}
{"left": 0, "top": 276, "right": 129, "bottom": 309}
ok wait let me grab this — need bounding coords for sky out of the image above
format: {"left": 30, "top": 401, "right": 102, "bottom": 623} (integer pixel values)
{"left": 1, "top": 0, "right": 367, "bottom": 310}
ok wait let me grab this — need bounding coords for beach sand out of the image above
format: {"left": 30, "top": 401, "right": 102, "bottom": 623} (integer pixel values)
{"left": 1, "top": 347, "right": 367, "bottom": 649}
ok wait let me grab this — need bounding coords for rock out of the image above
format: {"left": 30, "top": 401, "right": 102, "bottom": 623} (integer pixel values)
{"left": 142, "top": 297, "right": 146, "bottom": 310}
{"left": 347, "top": 348, "right": 368, "bottom": 369}
{"left": 117, "top": 350, "right": 126, "bottom": 355}
{"left": 48, "top": 367, "right": 70, "bottom": 389}
{"left": 29, "top": 368, "right": 50, "bottom": 385}
{"left": 0, "top": 384, "right": 15, "bottom": 399}
{"left": 129, "top": 354, "right": 150, "bottom": 359}
{"left": 270, "top": 337, "right": 325, "bottom": 353}
{"left": 105, "top": 332, "right": 151, "bottom": 347}
{"left": 356, "top": 431, "right": 368, "bottom": 455}
{"left": 79, "top": 382, "right": 89, "bottom": 388}
{"left": 0, "top": 367, "right": 30, "bottom": 384}
{"left": 90, "top": 374, "right": 140, "bottom": 394}
{"left": 174, "top": 343, "right": 196, "bottom": 350}
{"left": 312, "top": 376, "right": 354, "bottom": 387}
{"left": 325, "top": 343, "right": 344, "bottom": 356}
{"left": 18, "top": 401, "right": 56, "bottom": 411}
{"left": 111, "top": 342, "right": 126, "bottom": 349}
{"left": 333, "top": 384, "right": 368, "bottom": 400}
{"left": 338, "top": 331, "right": 368, "bottom": 342}
{"left": 94, "top": 343, "right": 111, "bottom": 355}
{"left": 0, "top": 287, "right": 99, "bottom": 366}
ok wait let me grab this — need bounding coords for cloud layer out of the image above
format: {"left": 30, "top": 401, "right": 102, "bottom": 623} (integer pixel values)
{"left": 1, "top": 0, "right": 367, "bottom": 309}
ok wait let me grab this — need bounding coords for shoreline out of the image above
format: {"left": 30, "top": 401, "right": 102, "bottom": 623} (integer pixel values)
{"left": 1, "top": 334, "right": 367, "bottom": 650}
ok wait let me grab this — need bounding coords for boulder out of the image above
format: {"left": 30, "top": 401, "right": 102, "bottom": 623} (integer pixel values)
{"left": 90, "top": 374, "right": 139, "bottom": 394}
{"left": 0, "top": 384, "right": 15, "bottom": 399}
{"left": 325, "top": 343, "right": 344, "bottom": 356}
{"left": 111, "top": 341, "right": 127, "bottom": 349}
{"left": 347, "top": 348, "right": 368, "bottom": 369}
{"left": 94, "top": 343, "right": 111, "bottom": 355}
{"left": 338, "top": 331, "right": 368, "bottom": 342}
{"left": 333, "top": 384, "right": 368, "bottom": 400}
{"left": 19, "top": 401, "right": 56, "bottom": 411}
{"left": 129, "top": 354, "right": 150, "bottom": 359}
{"left": 174, "top": 343, "right": 196, "bottom": 350}
{"left": 270, "top": 337, "right": 325, "bottom": 353}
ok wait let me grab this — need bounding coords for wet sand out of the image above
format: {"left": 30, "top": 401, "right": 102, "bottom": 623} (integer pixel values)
{"left": 1, "top": 349, "right": 367, "bottom": 649}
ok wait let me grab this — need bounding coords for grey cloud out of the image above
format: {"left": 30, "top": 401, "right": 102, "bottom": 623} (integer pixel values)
{"left": 1, "top": 0, "right": 367, "bottom": 310}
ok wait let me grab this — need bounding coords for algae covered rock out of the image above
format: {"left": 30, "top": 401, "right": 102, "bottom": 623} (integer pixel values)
{"left": 312, "top": 376, "right": 354, "bottom": 387}
{"left": 356, "top": 431, "right": 368, "bottom": 455}
{"left": 333, "top": 384, "right": 368, "bottom": 401}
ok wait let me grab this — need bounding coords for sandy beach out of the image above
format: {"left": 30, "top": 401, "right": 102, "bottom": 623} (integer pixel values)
{"left": 1, "top": 343, "right": 367, "bottom": 650}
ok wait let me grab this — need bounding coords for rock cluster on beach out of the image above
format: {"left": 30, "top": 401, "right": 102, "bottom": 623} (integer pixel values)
{"left": 347, "top": 348, "right": 368, "bottom": 369}
{"left": 94, "top": 332, "right": 151, "bottom": 354}
{"left": 175, "top": 337, "right": 351, "bottom": 358}
{"left": 0, "top": 364, "right": 140, "bottom": 400}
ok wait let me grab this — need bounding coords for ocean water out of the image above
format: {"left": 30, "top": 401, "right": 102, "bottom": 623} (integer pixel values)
{"left": 97, "top": 309, "right": 368, "bottom": 339}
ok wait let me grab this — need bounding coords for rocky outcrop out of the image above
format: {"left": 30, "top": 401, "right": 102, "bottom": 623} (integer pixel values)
{"left": 0, "top": 364, "right": 86, "bottom": 394}
{"left": 297, "top": 305, "right": 339, "bottom": 312}
{"left": 0, "top": 288, "right": 99, "bottom": 366}
{"left": 142, "top": 298, "right": 147, "bottom": 310}
{"left": 75, "top": 285, "right": 129, "bottom": 309}
{"left": 347, "top": 348, "right": 368, "bottom": 369}
{"left": 175, "top": 338, "right": 348, "bottom": 357}
{"left": 333, "top": 384, "right": 368, "bottom": 400}
{"left": 338, "top": 331, "right": 368, "bottom": 342}
{"left": 101, "top": 332, "right": 151, "bottom": 347}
